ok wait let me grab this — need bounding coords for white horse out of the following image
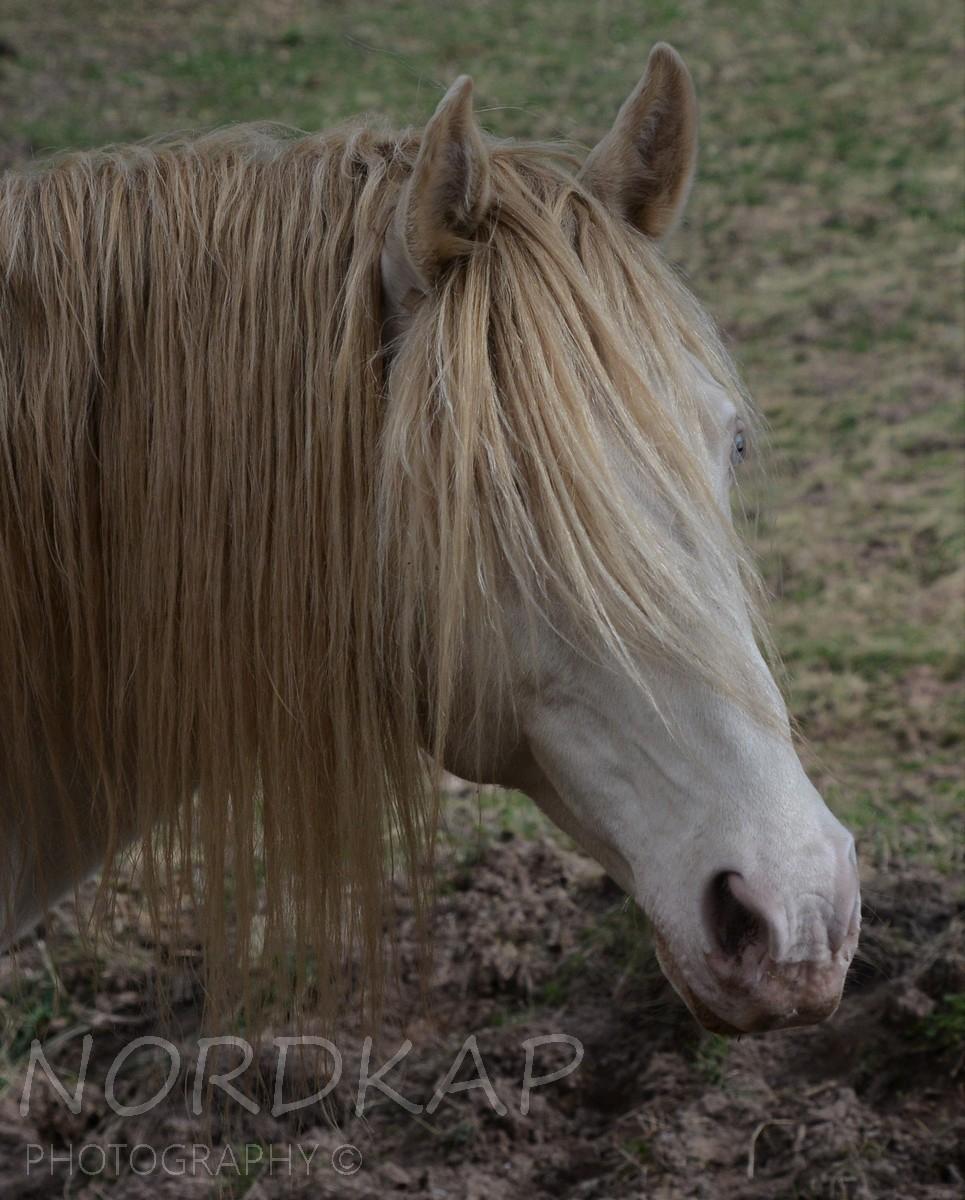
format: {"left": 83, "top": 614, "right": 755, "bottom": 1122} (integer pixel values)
{"left": 0, "top": 44, "right": 859, "bottom": 1035}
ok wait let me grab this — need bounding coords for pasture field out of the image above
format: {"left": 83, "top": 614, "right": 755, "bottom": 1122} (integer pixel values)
{"left": 0, "top": 1, "right": 962, "bottom": 1196}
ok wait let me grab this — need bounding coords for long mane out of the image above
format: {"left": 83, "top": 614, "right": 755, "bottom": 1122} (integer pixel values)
{"left": 0, "top": 121, "right": 765, "bottom": 1023}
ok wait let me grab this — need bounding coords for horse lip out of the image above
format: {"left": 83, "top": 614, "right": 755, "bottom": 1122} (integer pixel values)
{"left": 653, "top": 928, "right": 849, "bottom": 1035}
{"left": 654, "top": 933, "right": 742, "bottom": 1034}
{"left": 653, "top": 929, "right": 739, "bottom": 1032}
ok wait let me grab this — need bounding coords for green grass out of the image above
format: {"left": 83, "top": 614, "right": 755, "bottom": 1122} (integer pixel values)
{"left": 0, "top": 977, "right": 65, "bottom": 1062}
{"left": 920, "top": 993, "right": 965, "bottom": 1053}
{"left": 694, "top": 1034, "right": 731, "bottom": 1086}
{"left": 0, "top": 0, "right": 961, "bottom": 874}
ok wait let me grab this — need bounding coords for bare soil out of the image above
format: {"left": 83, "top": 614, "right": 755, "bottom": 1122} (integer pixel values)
{"left": 1, "top": 833, "right": 961, "bottom": 1199}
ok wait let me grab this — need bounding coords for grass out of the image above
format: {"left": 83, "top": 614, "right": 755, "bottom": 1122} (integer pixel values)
{"left": 0, "top": 2, "right": 961, "bottom": 879}
{"left": 920, "top": 992, "right": 965, "bottom": 1054}
{"left": 693, "top": 1034, "right": 731, "bottom": 1086}
{"left": 0, "top": 976, "right": 66, "bottom": 1070}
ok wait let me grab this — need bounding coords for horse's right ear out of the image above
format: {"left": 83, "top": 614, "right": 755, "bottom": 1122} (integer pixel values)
{"left": 579, "top": 43, "right": 698, "bottom": 240}
{"left": 381, "top": 76, "right": 492, "bottom": 311}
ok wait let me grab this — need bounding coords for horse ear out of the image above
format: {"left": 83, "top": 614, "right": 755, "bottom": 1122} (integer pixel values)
{"left": 579, "top": 43, "right": 697, "bottom": 240}
{"left": 382, "top": 75, "right": 491, "bottom": 308}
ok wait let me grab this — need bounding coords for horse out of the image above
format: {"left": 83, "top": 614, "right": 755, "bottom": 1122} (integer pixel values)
{"left": 0, "top": 43, "right": 859, "bottom": 1036}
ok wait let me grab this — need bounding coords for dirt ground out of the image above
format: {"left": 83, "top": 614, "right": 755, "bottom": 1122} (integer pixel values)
{"left": 0, "top": 822, "right": 962, "bottom": 1199}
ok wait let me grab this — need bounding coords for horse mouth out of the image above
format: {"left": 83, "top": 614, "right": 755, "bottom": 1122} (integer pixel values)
{"left": 653, "top": 931, "right": 743, "bottom": 1034}
{"left": 652, "top": 930, "right": 847, "bottom": 1036}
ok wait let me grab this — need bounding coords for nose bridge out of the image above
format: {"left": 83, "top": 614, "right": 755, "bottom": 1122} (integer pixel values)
{"left": 682, "top": 691, "right": 812, "bottom": 845}
{"left": 689, "top": 763, "right": 841, "bottom": 890}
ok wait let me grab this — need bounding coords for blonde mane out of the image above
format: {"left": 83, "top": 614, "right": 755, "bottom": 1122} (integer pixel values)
{"left": 0, "top": 121, "right": 765, "bottom": 1023}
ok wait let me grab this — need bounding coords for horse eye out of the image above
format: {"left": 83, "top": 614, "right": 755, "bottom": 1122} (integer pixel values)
{"left": 731, "top": 430, "right": 747, "bottom": 465}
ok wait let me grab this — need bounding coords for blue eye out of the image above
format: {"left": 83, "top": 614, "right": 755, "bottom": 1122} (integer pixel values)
{"left": 731, "top": 430, "right": 747, "bottom": 465}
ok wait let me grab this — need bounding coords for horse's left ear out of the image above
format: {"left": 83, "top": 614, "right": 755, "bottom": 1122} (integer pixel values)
{"left": 382, "top": 75, "right": 492, "bottom": 310}
{"left": 579, "top": 43, "right": 698, "bottom": 240}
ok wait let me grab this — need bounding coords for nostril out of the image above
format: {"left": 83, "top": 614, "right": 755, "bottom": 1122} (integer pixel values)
{"left": 705, "top": 872, "right": 767, "bottom": 960}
